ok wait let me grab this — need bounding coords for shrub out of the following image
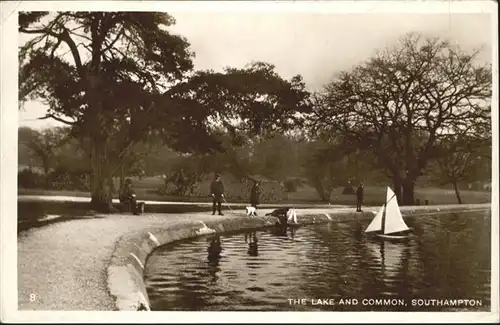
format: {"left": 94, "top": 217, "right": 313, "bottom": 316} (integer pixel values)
{"left": 18, "top": 169, "right": 45, "bottom": 189}
{"left": 283, "top": 178, "right": 303, "bottom": 193}
{"left": 47, "top": 166, "right": 90, "bottom": 191}
{"left": 342, "top": 186, "right": 355, "bottom": 195}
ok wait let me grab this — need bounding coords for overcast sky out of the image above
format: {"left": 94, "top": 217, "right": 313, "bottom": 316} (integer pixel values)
{"left": 18, "top": 11, "right": 492, "bottom": 129}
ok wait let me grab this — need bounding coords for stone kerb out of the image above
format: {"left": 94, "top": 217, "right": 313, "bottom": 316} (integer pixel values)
{"left": 106, "top": 203, "right": 490, "bottom": 311}
{"left": 106, "top": 213, "right": 335, "bottom": 311}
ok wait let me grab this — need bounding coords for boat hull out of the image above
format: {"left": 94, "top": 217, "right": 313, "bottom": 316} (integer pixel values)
{"left": 375, "top": 233, "right": 410, "bottom": 241}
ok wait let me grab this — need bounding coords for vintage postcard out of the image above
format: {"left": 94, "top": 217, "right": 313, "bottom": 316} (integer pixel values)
{"left": 1, "top": 0, "right": 498, "bottom": 323}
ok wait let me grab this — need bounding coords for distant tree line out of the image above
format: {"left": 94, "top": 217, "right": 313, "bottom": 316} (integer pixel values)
{"left": 19, "top": 124, "right": 491, "bottom": 204}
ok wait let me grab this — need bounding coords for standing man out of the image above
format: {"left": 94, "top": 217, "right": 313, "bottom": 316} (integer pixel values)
{"left": 356, "top": 182, "right": 364, "bottom": 212}
{"left": 210, "top": 173, "right": 225, "bottom": 215}
{"left": 250, "top": 180, "right": 260, "bottom": 210}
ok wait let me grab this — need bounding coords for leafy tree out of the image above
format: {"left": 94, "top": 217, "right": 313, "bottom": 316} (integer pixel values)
{"left": 430, "top": 135, "right": 491, "bottom": 203}
{"left": 163, "top": 132, "right": 254, "bottom": 196}
{"left": 300, "top": 140, "right": 337, "bottom": 201}
{"left": 18, "top": 126, "right": 71, "bottom": 186}
{"left": 160, "top": 62, "right": 311, "bottom": 153}
{"left": 19, "top": 12, "right": 311, "bottom": 211}
{"left": 142, "top": 146, "right": 179, "bottom": 176}
{"left": 250, "top": 134, "right": 304, "bottom": 182}
{"left": 301, "top": 139, "right": 379, "bottom": 201}
{"left": 310, "top": 33, "right": 491, "bottom": 205}
{"left": 19, "top": 12, "right": 194, "bottom": 210}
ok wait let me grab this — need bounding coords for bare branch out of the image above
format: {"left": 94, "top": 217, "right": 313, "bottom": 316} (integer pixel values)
{"left": 38, "top": 114, "right": 76, "bottom": 125}
{"left": 68, "top": 30, "right": 93, "bottom": 42}
{"left": 102, "top": 27, "right": 124, "bottom": 53}
{"left": 20, "top": 26, "right": 86, "bottom": 78}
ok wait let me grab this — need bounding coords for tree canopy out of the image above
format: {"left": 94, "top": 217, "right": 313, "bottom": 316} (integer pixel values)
{"left": 430, "top": 133, "right": 491, "bottom": 203}
{"left": 309, "top": 33, "right": 492, "bottom": 205}
{"left": 19, "top": 11, "right": 311, "bottom": 210}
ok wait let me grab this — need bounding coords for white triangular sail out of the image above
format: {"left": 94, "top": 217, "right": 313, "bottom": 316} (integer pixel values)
{"left": 383, "top": 187, "right": 410, "bottom": 235}
{"left": 365, "top": 206, "right": 384, "bottom": 233}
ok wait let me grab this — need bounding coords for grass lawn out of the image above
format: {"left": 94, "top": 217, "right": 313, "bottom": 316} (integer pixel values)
{"left": 328, "top": 185, "right": 491, "bottom": 206}
{"left": 18, "top": 181, "right": 491, "bottom": 206}
{"left": 17, "top": 179, "right": 490, "bottom": 232}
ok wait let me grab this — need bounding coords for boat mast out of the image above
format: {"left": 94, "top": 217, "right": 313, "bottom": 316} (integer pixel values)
{"left": 381, "top": 203, "right": 387, "bottom": 234}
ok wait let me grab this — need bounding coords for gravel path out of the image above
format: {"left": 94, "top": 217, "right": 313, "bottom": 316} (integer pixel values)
{"left": 17, "top": 194, "right": 347, "bottom": 208}
{"left": 17, "top": 212, "right": 231, "bottom": 311}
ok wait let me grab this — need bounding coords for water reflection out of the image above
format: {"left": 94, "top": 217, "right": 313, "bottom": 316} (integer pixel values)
{"left": 353, "top": 222, "right": 365, "bottom": 242}
{"left": 364, "top": 239, "right": 412, "bottom": 298}
{"left": 269, "top": 225, "right": 288, "bottom": 237}
{"left": 207, "top": 236, "right": 222, "bottom": 285}
{"left": 245, "top": 232, "right": 259, "bottom": 256}
{"left": 268, "top": 225, "right": 297, "bottom": 239}
{"left": 207, "top": 236, "right": 222, "bottom": 261}
{"left": 365, "top": 241, "right": 407, "bottom": 272}
{"left": 145, "top": 211, "right": 491, "bottom": 311}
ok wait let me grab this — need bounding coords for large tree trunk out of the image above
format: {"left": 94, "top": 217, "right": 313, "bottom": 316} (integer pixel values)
{"left": 89, "top": 138, "right": 114, "bottom": 212}
{"left": 392, "top": 177, "right": 403, "bottom": 205}
{"left": 452, "top": 181, "right": 463, "bottom": 204}
{"left": 402, "top": 178, "right": 415, "bottom": 206}
{"left": 314, "top": 180, "right": 328, "bottom": 202}
{"left": 119, "top": 163, "right": 125, "bottom": 189}
{"left": 87, "top": 17, "right": 111, "bottom": 212}
{"left": 43, "top": 161, "right": 50, "bottom": 189}
{"left": 107, "top": 173, "right": 116, "bottom": 196}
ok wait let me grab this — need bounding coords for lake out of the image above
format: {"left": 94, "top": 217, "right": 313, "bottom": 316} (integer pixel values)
{"left": 144, "top": 210, "right": 491, "bottom": 311}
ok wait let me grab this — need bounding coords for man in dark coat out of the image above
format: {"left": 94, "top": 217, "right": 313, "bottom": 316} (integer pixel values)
{"left": 250, "top": 180, "right": 260, "bottom": 207}
{"left": 119, "top": 178, "right": 144, "bottom": 215}
{"left": 210, "top": 174, "right": 225, "bottom": 215}
{"left": 356, "top": 182, "right": 364, "bottom": 212}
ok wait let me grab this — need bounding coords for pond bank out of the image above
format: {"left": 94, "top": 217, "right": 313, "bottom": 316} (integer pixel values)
{"left": 106, "top": 203, "right": 490, "bottom": 311}
{"left": 16, "top": 203, "right": 491, "bottom": 311}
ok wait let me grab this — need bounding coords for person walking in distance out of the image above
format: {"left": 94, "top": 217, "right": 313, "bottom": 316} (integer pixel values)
{"left": 356, "top": 182, "right": 364, "bottom": 212}
{"left": 210, "top": 173, "right": 225, "bottom": 215}
{"left": 250, "top": 180, "right": 261, "bottom": 214}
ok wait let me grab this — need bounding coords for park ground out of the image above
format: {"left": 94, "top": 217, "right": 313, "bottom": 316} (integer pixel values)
{"left": 16, "top": 202, "right": 491, "bottom": 311}
{"left": 17, "top": 180, "right": 490, "bottom": 232}
{"left": 18, "top": 175, "right": 491, "bottom": 205}
{"left": 14, "top": 178, "right": 492, "bottom": 310}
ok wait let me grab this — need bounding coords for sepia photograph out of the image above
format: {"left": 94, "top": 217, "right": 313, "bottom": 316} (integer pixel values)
{"left": 1, "top": 0, "right": 498, "bottom": 323}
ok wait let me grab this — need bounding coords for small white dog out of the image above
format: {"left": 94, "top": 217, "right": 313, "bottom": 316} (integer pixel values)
{"left": 246, "top": 206, "right": 257, "bottom": 217}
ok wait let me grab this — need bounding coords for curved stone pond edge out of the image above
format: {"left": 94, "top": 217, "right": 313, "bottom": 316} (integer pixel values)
{"left": 106, "top": 204, "right": 491, "bottom": 311}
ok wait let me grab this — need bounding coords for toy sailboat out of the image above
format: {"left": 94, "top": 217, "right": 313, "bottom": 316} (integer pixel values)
{"left": 365, "top": 187, "right": 411, "bottom": 240}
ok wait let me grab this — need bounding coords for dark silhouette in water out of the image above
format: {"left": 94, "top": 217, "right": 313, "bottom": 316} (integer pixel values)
{"left": 353, "top": 222, "right": 364, "bottom": 241}
{"left": 206, "top": 237, "right": 222, "bottom": 284}
{"left": 207, "top": 237, "right": 222, "bottom": 262}
{"left": 268, "top": 222, "right": 299, "bottom": 239}
{"left": 269, "top": 225, "right": 288, "bottom": 237}
{"left": 245, "top": 232, "right": 259, "bottom": 256}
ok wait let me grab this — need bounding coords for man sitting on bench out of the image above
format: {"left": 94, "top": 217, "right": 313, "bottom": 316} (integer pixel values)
{"left": 119, "top": 178, "right": 144, "bottom": 215}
